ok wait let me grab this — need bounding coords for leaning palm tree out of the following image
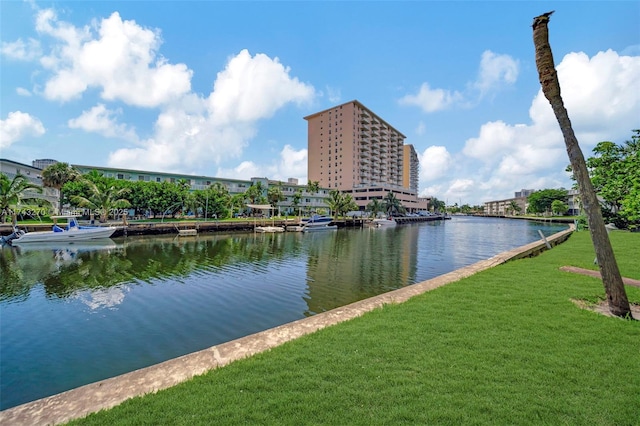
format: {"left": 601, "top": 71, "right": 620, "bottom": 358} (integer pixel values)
{"left": 0, "top": 173, "right": 43, "bottom": 224}
{"left": 41, "top": 162, "right": 79, "bottom": 214}
{"left": 532, "top": 11, "right": 631, "bottom": 317}
{"left": 70, "top": 179, "right": 131, "bottom": 223}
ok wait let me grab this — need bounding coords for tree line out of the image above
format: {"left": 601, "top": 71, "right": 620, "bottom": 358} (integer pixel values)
{"left": 1, "top": 163, "right": 327, "bottom": 223}
{"left": 526, "top": 130, "right": 639, "bottom": 230}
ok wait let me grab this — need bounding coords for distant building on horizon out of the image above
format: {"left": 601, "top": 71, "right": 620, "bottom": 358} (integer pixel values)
{"left": 304, "top": 100, "right": 428, "bottom": 211}
{"left": 514, "top": 189, "right": 535, "bottom": 198}
{"left": 32, "top": 159, "right": 58, "bottom": 170}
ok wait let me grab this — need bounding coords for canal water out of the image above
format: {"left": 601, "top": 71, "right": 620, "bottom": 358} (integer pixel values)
{"left": 0, "top": 216, "right": 567, "bottom": 410}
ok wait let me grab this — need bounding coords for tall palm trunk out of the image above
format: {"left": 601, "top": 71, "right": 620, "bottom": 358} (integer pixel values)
{"left": 532, "top": 11, "right": 631, "bottom": 318}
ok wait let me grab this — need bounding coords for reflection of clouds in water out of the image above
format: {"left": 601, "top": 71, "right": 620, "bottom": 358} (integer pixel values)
{"left": 54, "top": 249, "right": 79, "bottom": 266}
{"left": 78, "top": 287, "right": 128, "bottom": 310}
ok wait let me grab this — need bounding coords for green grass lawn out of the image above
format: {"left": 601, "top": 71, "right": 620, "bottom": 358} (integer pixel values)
{"left": 69, "top": 230, "right": 640, "bottom": 425}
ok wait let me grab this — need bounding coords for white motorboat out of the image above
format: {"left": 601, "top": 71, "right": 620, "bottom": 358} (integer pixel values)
{"left": 301, "top": 215, "right": 333, "bottom": 227}
{"left": 371, "top": 217, "right": 397, "bottom": 227}
{"left": 299, "top": 215, "right": 336, "bottom": 232}
{"left": 5, "top": 216, "right": 117, "bottom": 245}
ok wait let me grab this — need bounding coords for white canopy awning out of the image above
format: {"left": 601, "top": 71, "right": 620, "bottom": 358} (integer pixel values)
{"left": 246, "top": 204, "right": 275, "bottom": 210}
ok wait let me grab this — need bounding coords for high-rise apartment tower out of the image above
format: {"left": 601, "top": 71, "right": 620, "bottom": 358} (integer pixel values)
{"left": 304, "top": 100, "right": 427, "bottom": 211}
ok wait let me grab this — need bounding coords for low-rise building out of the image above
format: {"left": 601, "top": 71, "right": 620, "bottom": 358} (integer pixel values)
{"left": 484, "top": 188, "right": 583, "bottom": 216}
{"left": 70, "top": 164, "right": 331, "bottom": 215}
{"left": 484, "top": 196, "right": 528, "bottom": 216}
{"left": 0, "top": 158, "right": 60, "bottom": 211}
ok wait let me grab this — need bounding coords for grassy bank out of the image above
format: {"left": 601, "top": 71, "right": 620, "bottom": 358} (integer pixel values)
{"left": 70, "top": 231, "right": 639, "bottom": 425}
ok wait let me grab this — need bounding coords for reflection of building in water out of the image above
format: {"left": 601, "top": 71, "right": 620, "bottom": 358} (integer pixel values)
{"left": 303, "top": 228, "right": 418, "bottom": 315}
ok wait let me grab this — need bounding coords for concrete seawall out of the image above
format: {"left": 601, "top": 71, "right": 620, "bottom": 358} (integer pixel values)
{"left": 0, "top": 225, "right": 574, "bottom": 425}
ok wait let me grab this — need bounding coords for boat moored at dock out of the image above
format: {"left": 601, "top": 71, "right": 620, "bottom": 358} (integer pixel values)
{"left": 2, "top": 216, "right": 117, "bottom": 245}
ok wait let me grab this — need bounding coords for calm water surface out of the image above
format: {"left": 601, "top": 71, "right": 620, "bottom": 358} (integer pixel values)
{"left": 0, "top": 217, "right": 567, "bottom": 409}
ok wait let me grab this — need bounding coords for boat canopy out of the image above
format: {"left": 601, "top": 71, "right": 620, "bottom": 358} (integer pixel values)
{"left": 246, "top": 204, "right": 275, "bottom": 210}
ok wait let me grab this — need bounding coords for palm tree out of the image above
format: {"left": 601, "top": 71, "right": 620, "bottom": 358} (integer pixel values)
{"left": 306, "top": 180, "right": 321, "bottom": 214}
{"left": 366, "top": 198, "right": 384, "bottom": 218}
{"left": 428, "top": 197, "right": 445, "bottom": 213}
{"left": 267, "top": 184, "right": 285, "bottom": 213}
{"left": 306, "top": 180, "right": 320, "bottom": 195}
{"left": 342, "top": 194, "right": 358, "bottom": 217}
{"left": 324, "top": 190, "right": 357, "bottom": 219}
{"left": 41, "top": 162, "right": 79, "bottom": 214}
{"left": 230, "top": 193, "right": 247, "bottom": 218}
{"left": 383, "top": 192, "right": 402, "bottom": 217}
{"left": 245, "top": 182, "right": 265, "bottom": 205}
{"left": 533, "top": 11, "right": 630, "bottom": 317}
{"left": 0, "top": 174, "right": 43, "bottom": 224}
{"left": 70, "top": 179, "right": 131, "bottom": 222}
{"left": 292, "top": 189, "right": 303, "bottom": 217}
{"left": 508, "top": 200, "right": 521, "bottom": 216}
{"left": 324, "top": 189, "right": 346, "bottom": 219}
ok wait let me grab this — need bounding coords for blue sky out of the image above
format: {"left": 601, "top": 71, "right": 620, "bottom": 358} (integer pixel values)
{"left": 1, "top": 1, "right": 639, "bottom": 205}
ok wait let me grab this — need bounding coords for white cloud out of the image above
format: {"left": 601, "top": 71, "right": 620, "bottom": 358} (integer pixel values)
{"left": 16, "top": 88, "right": 32, "bottom": 96}
{"left": 108, "top": 49, "right": 315, "bottom": 173}
{"left": 272, "top": 145, "right": 308, "bottom": 182}
{"left": 400, "top": 50, "right": 517, "bottom": 112}
{"left": 68, "top": 104, "right": 138, "bottom": 141}
{"left": 208, "top": 49, "right": 315, "bottom": 125}
{"left": 216, "top": 145, "right": 308, "bottom": 183}
{"left": 36, "top": 9, "right": 192, "bottom": 106}
{"left": 621, "top": 44, "right": 640, "bottom": 57}
{"left": 439, "top": 49, "right": 640, "bottom": 205}
{"left": 0, "top": 111, "right": 45, "bottom": 149}
{"left": 398, "top": 82, "right": 463, "bottom": 113}
{"left": 1, "top": 38, "right": 42, "bottom": 61}
{"left": 472, "top": 50, "right": 519, "bottom": 96}
{"left": 443, "top": 179, "right": 476, "bottom": 203}
{"left": 325, "top": 85, "right": 342, "bottom": 103}
{"left": 420, "top": 184, "right": 444, "bottom": 198}
{"left": 419, "top": 146, "right": 452, "bottom": 181}
{"left": 216, "top": 161, "right": 263, "bottom": 181}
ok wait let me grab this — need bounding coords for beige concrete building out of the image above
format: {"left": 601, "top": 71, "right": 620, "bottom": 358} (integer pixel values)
{"left": 484, "top": 189, "right": 533, "bottom": 215}
{"left": 304, "top": 100, "right": 428, "bottom": 211}
{"left": 484, "top": 196, "right": 528, "bottom": 216}
{"left": 484, "top": 188, "right": 583, "bottom": 216}
{"left": 403, "top": 144, "right": 419, "bottom": 194}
